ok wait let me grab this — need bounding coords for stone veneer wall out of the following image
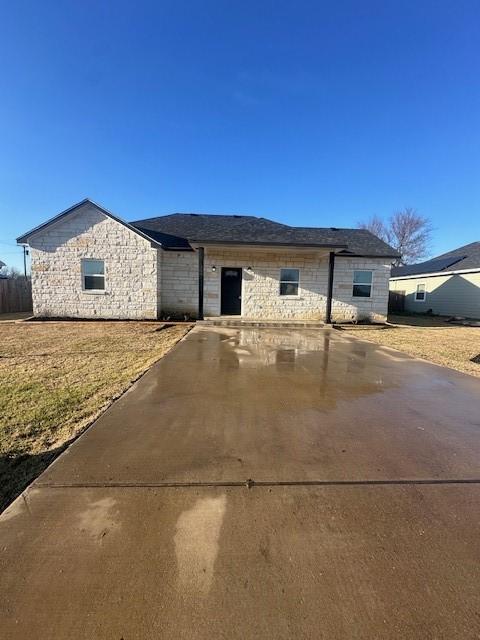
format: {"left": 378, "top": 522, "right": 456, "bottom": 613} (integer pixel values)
{"left": 203, "top": 249, "right": 328, "bottom": 319}
{"left": 158, "top": 248, "right": 390, "bottom": 321}
{"left": 27, "top": 204, "right": 391, "bottom": 321}
{"left": 331, "top": 257, "right": 391, "bottom": 322}
{"left": 198, "top": 249, "right": 390, "bottom": 321}
{"left": 29, "top": 202, "right": 159, "bottom": 319}
{"left": 160, "top": 251, "right": 198, "bottom": 318}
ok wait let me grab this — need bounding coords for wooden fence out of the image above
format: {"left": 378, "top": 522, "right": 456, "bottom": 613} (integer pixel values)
{"left": 388, "top": 290, "right": 405, "bottom": 314}
{"left": 0, "top": 277, "right": 32, "bottom": 314}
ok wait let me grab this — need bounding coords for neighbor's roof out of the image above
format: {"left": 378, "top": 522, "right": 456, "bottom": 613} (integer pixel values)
{"left": 391, "top": 241, "right": 480, "bottom": 277}
{"left": 131, "top": 213, "right": 399, "bottom": 256}
{"left": 17, "top": 199, "right": 399, "bottom": 257}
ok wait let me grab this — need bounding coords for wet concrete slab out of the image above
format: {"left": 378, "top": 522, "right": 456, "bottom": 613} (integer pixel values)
{"left": 39, "top": 326, "right": 480, "bottom": 484}
{"left": 1, "top": 484, "right": 480, "bottom": 640}
{"left": 2, "top": 327, "right": 480, "bottom": 638}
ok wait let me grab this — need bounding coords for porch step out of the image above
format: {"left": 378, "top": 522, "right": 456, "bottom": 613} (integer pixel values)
{"left": 198, "top": 318, "right": 325, "bottom": 328}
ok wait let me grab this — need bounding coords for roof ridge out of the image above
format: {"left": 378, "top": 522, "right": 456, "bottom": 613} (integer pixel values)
{"left": 132, "top": 212, "right": 261, "bottom": 224}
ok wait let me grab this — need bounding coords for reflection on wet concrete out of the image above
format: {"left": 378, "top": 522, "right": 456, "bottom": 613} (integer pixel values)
{"left": 276, "top": 348, "right": 296, "bottom": 368}
{"left": 2, "top": 329, "right": 480, "bottom": 639}
{"left": 35, "top": 325, "right": 480, "bottom": 485}
{"left": 205, "top": 328, "right": 390, "bottom": 409}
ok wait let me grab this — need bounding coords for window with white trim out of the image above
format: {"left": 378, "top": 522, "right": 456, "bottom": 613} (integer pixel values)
{"left": 279, "top": 268, "right": 299, "bottom": 296}
{"left": 82, "top": 259, "right": 105, "bottom": 291}
{"left": 415, "top": 283, "right": 426, "bottom": 301}
{"left": 352, "top": 270, "right": 372, "bottom": 297}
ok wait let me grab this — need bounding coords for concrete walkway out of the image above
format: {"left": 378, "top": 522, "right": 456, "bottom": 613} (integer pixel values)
{"left": 1, "top": 326, "right": 480, "bottom": 639}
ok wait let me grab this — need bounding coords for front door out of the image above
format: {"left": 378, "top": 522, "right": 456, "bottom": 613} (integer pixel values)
{"left": 221, "top": 267, "right": 242, "bottom": 315}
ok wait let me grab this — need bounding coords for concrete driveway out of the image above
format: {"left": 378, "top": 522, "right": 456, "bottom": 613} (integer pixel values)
{"left": 1, "top": 326, "right": 480, "bottom": 639}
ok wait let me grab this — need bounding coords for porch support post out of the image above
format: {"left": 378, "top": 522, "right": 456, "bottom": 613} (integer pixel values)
{"left": 198, "top": 246, "right": 204, "bottom": 320}
{"left": 325, "top": 251, "right": 335, "bottom": 324}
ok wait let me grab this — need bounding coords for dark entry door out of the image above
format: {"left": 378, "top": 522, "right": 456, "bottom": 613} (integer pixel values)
{"left": 221, "top": 267, "right": 242, "bottom": 315}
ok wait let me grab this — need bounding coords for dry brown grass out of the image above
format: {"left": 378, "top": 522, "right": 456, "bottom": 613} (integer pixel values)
{"left": 343, "top": 314, "right": 480, "bottom": 378}
{"left": 0, "top": 321, "right": 190, "bottom": 511}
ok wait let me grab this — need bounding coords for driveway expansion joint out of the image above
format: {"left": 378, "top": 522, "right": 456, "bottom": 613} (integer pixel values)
{"left": 33, "top": 478, "right": 480, "bottom": 489}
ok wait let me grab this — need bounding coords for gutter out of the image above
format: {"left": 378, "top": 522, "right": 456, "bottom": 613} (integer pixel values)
{"left": 189, "top": 240, "right": 349, "bottom": 249}
{"left": 335, "top": 253, "right": 399, "bottom": 260}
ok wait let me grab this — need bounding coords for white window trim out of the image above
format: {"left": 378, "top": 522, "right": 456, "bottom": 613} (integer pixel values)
{"left": 279, "top": 268, "right": 300, "bottom": 297}
{"left": 414, "top": 283, "right": 426, "bottom": 302}
{"left": 81, "top": 258, "right": 106, "bottom": 294}
{"left": 352, "top": 270, "right": 373, "bottom": 298}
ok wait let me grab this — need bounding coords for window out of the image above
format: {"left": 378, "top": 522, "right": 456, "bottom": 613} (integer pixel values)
{"left": 353, "top": 270, "right": 372, "bottom": 297}
{"left": 279, "top": 268, "right": 299, "bottom": 296}
{"left": 415, "top": 283, "right": 426, "bottom": 301}
{"left": 82, "top": 259, "right": 105, "bottom": 291}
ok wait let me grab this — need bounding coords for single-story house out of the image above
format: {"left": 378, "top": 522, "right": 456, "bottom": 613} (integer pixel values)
{"left": 17, "top": 199, "right": 398, "bottom": 322}
{"left": 390, "top": 242, "right": 480, "bottom": 319}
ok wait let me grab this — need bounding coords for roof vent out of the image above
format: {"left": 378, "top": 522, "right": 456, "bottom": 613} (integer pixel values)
{"left": 189, "top": 213, "right": 200, "bottom": 217}
{"left": 330, "top": 227, "right": 339, "bottom": 231}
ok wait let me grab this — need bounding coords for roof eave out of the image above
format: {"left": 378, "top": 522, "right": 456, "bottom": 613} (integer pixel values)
{"left": 390, "top": 266, "right": 480, "bottom": 279}
{"left": 189, "top": 239, "right": 349, "bottom": 249}
{"left": 337, "top": 252, "right": 400, "bottom": 259}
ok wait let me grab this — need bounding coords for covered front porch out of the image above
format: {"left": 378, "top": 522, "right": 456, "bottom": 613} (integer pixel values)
{"left": 194, "top": 243, "right": 341, "bottom": 323}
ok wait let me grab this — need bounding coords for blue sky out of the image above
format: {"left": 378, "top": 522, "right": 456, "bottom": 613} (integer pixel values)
{"left": 1, "top": 0, "right": 479, "bottom": 271}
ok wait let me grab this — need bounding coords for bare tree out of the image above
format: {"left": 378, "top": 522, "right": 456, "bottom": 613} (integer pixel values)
{"left": 0, "top": 265, "right": 24, "bottom": 279}
{"left": 358, "top": 208, "right": 432, "bottom": 265}
{"left": 358, "top": 214, "right": 388, "bottom": 242}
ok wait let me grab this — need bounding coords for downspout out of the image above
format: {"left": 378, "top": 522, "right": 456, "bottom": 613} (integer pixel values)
{"left": 198, "top": 247, "right": 204, "bottom": 320}
{"left": 325, "top": 251, "right": 335, "bottom": 324}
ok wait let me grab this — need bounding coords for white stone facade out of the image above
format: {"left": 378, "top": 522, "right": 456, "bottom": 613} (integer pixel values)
{"left": 26, "top": 203, "right": 390, "bottom": 322}
{"left": 332, "top": 257, "right": 391, "bottom": 322}
{"left": 29, "top": 202, "right": 159, "bottom": 319}
{"left": 203, "top": 249, "right": 328, "bottom": 319}
{"left": 202, "top": 249, "right": 390, "bottom": 322}
{"left": 160, "top": 251, "right": 198, "bottom": 317}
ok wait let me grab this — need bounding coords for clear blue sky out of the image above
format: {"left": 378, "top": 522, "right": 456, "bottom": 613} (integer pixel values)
{"left": 1, "top": 0, "right": 479, "bottom": 271}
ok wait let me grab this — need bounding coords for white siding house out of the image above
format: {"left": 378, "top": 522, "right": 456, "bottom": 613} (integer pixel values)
{"left": 390, "top": 242, "right": 480, "bottom": 319}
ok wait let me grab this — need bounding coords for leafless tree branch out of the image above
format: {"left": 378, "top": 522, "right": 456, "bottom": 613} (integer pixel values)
{"left": 358, "top": 208, "right": 433, "bottom": 265}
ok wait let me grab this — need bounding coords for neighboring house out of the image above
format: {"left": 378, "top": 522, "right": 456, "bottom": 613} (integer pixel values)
{"left": 17, "top": 199, "right": 398, "bottom": 322}
{"left": 390, "top": 242, "right": 480, "bottom": 319}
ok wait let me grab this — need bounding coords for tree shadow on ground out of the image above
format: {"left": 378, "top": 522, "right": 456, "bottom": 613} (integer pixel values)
{"left": 388, "top": 313, "right": 452, "bottom": 327}
{"left": 0, "top": 441, "right": 73, "bottom": 513}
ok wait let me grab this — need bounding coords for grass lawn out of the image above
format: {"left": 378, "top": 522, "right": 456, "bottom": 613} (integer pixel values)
{"left": 0, "top": 321, "right": 189, "bottom": 512}
{"left": 342, "top": 314, "right": 480, "bottom": 378}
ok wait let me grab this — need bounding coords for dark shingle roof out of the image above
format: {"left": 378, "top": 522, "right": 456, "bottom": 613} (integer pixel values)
{"left": 16, "top": 199, "right": 399, "bottom": 258}
{"left": 391, "top": 241, "right": 480, "bottom": 277}
{"left": 131, "top": 213, "right": 399, "bottom": 257}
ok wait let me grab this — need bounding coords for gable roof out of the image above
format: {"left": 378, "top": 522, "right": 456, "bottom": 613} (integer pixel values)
{"left": 391, "top": 241, "right": 480, "bottom": 277}
{"left": 17, "top": 199, "right": 399, "bottom": 258}
{"left": 131, "top": 213, "right": 399, "bottom": 256}
{"left": 16, "top": 199, "right": 163, "bottom": 247}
